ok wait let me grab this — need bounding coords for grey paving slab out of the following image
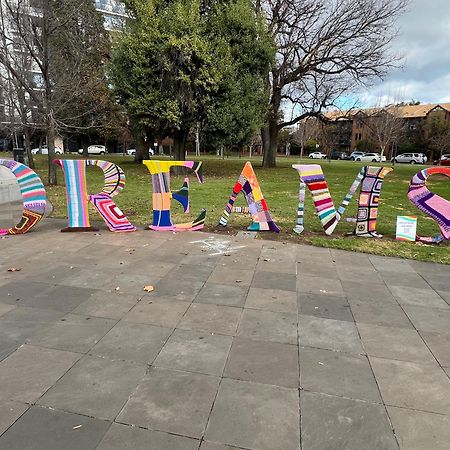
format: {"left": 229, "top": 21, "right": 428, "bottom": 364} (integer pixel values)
{"left": 358, "top": 323, "right": 437, "bottom": 364}
{"left": 0, "top": 281, "right": 51, "bottom": 304}
{"left": 56, "top": 269, "right": 116, "bottom": 290}
{"left": 38, "top": 355, "right": 146, "bottom": 420}
{"left": 0, "top": 400, "right": 28, "bottom": 436}
{"left": 154, "top": 328, "right": 232, "bottom": 376}
{"left": 300, "top": 347, "right": 381, "bottom": 403}
{"left": 152, "top": 278, "right": 205, "bottom": 301}
{"left": 123, "top": 297, "right": 190, "bottom": 327}
{"left": 178, "top": 303, "right": 242, "bottom": 335}
{"left": 419, "top": 331, "right": 450, "bottom": 367}
{"left": 0, "top": 406, "right": 110, "bottom": 450}
{"left": 298, "top": 293, "right": 353, "bottom": 322}
{"left": 389, "top": 285, "right": 450, "bottom": 309}
{"left": 224, "top": 337, "right": 299, "bottom": 388}
{"left": 0, "top": 344, "right": 80, "bottom": 403}
{"left": 96, "top": 423, "right": 199, "bottom": 450}
{"left": 341, "top": 280, "right": 397, "bottom": 303}
{"left": 438, "top": 290, "right": 450, "bottom": 305}
{"left": 208, "top": 266, "right": 254, "bottom": 286}
{"left": 403, "top": 305, "right": 450, "bottom": 333}
{"left": 388, "top": 406, "right": 450, "bottom": 450}
{"left": 200, "top": 441, "right": 246, "bottom": 450}
{"left": 369, "top": 255, "right": 417, "bottom": 273}
{"left": 255, "top": 257, "right": 297, "bottom": 274}
{"left": 297, "top": 274, "right": 345, "bottom": 297}
{"left": 91, "top": 322, "right": 172, "bottom": 364}
{"left": 237, "top": 309, "right": 297, "bottom": 344}
{"left": 420, "top": 273, "right": 450, "bottom": 291}
{"left": 194, "top": 282, "right": 248, "bottom": 307}
{"left": 72, "top": 291, "right": 140, "bottom": 319}
{"left": 205, "top": 378, "right": 300, "bottom": 450}
{"left": 370, "top": 356, "right": 450, "bottom": 415}
{"left": 169, "top": 264, "right": 214, "bottom": 282}
{"left": 28, "top": 313, "right": 115, "bottom": 353}
{"left": 297, "top": 261, "right": 339, "bottom": 279}
{"left": 117, "top": 367, "right": 220, "bottom": 439}
{"left": 0, "top": 302, "right": 15, "bottom": 317}
{"left": 301, "top": 391, "right": 398, "bottom": 450}
{"left": 349, "top": 299, "right": 413, "bottom": 328}
{"left": 245, "top": 287, "right": 297, "bottom": 313}
{"left": 298, "top": 315, "right": 363, "bottom": 354}
{"left": 378, "top": 270, "right": 431, "bottom": 289}
{"left": 337, "top": 265, "right": 384, "bottom": 284}
{"left": 252, "top": 270, "right": 297, "bottom": 291}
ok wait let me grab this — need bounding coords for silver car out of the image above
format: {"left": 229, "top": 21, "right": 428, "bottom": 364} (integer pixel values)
{"left": 392, "top": 153, "right": 427, "bottom": 164}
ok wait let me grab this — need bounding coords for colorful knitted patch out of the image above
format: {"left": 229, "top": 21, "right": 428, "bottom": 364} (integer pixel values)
{"left": 0, "top": 159, "right": 46, "bottom": 235}
{"left": 292, "top": 164, "right": 391, "bottom": 237}
{"left": 142, "top": 160, "right": 205, "bottom": 231}
{"left": 54, "top": 159, "right": 135, "bottom": 232}
{"left": 219, "top": 161, "right": 279, "bottom": 233}
{"left": 408, "top": 166, "right": 450, "bottom": 243}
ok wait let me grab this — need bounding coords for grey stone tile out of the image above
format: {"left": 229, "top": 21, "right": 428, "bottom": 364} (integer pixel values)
{"left": 300, "top": 347, "right": 381, "bottom": 403}
{"left": 154, "top": 329, "right": 232, "bottom": 376}
{"left": 389, "top": 285, "right": 449, "bottom": 309}
{"left": 0, "top": 281, "right": 51, "bottom": 303}
{"left": 123, "top": 297, "right": 190, "bottom": 327}
{"left": 297, "top": 274, "right": 345, "bottom": 297}
{"left": 298, "top": 315, "right": 363, "bottom": 354}
{"left": 445, "top": 367, "right": 450, "bottom": 378}
{"left": 420, "top": 273, "right": 450, "bottom": 291}
{"left": 38, "top": 355, "right": 146, "bottom": 420}
{"left": 200, "top": 442, "right": 245, "bottom": 450}
{"left": 379, "top": 270, "right": 430, "bottom": 289}
{"left": 118, "top": 367, "right": 220, "bottom": 439}
{"left": 245, "top": 287, "right": 297, "bottom": 313}
{"left": 419, "top": 331, "right": 450, "bottom": 367}
{"left": 369, "top": 255, "right": 417, "bottom": 273}
{"left": 208, "top": 267, "right": 254, "bottom": 286}
{"left": 169, "top": 264, "right": 214, "bottom": 282}
{"left": 438, "top": 290, "right": 450, "bottom": 305}
{"left": 152, "top": 278, "right": 204, "bottom": 302}
{"left": 178, "top": 303, "right": 242, "bottom": 335}
{"left": 301, "top": 391, "right": 398, "bottom": 450}
{"left": 337, "top": 266, "right": 384, "bottom": 284}
{"left": 297, "top": 261, "right": 339, "bottom": 279}
{"left": 91, "top": 322, "right": 172, "bottom": 364}
{"left": 252, "top": 271, "right": 297, "bottom": 291}
{"left": 224, "top": 338, "right": 299, "bottom": 388}
{"left": 0, "top": 406, "right": 110, "bottom": 450}
{"left": 255, "top": 258, "right": 297, "bottom": 274}
{"left": 206, "top": 378, "right": 300, "bottom": 450}
{"left": 106, "top": 273, "right": 162, "bottom": 295}
{"left": 72, "top": 291, "right": 140, "bottom": 319}
{"left": 57, "top": 269, "right": 115, "bottom": 290}
{"left": 370, "top": 357, "right": 450, "bottom": 415}
{"left": 342, "top": 280, "right": 396, "bottom": 303}
{"left": 28, "top": 314, "right": 115, "bottom": 353}
{"left": 0, "top": 400, "right": 28, "bottom": 436}
{"left": 238, "top": 309, "right": 297, "bottom": 344}
{"left": 404, "top": 305, "right": 450, "bottom": 333}
{"left": 388, "top": 406, "right": 450, "bottom": 450}
{"left": 0, "top": 303, "right": 16, "bottom": 317}
{"left": 96, "top": 423, "right": 199, "bottom": 450}
{"left": 195, "top": 283, "right": 248, "bottom": 307}
{"left": 0, "top": 345, "right": 80, "bottom": 403}
{"left": 349, "top": 299, "right": 413, "bottom": 328}
{"left": 298, "top": 293, "right": 353, "bottom": 322}
{"left": 358, "top": 323, "right": 436, "bottom": 364}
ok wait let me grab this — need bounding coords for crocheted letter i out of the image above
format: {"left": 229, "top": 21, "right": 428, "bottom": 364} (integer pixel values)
{"left": 54, "top": 159, "right": 136, "bottom": 232}
{"left": 408, "top": 167, "right": 450, "bottom": 244}
{"left": 0, "top": 159, "right": 47, "bottom": 235}
{"left": 219, "top": 161, "right": 279, "bottom": 232}
{"left": 143, "top": 160, "right": 206, "bottom": 231}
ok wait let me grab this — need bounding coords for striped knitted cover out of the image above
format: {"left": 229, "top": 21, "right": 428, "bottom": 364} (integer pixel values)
{"left": 219, "top": 161, "right": 279, "bottom": 233}
{"left": 54, "top": 159, "right": 135, "bottom": 232}
{"left": 292, "top": 164, "right": 391, "bottom": 237}
{"left": 142, "top": 160, "right": 205, "bottom": 231}
{"left": 0, "top": 159, "right": 47, "bottom": 235}
{"left": 407, "top": 166, "right": 450, "bottom": 243}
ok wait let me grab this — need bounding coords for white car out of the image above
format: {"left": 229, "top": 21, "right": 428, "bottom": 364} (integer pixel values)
{"left": 309, "top": 151, "right": 327, "bottom": 159}
{"left": 355, "top": 152, "right": 382, "bottom": 162}
{"left": 348, "top": 151, "right": 365, "bottom": 161}
{"left": 126, "top": 148, "right": 154, "bottom": 156}
{"left": 78, "top": 145, "right": 107, "bottom": 155}
{"left": 392, "top": 153, "right": 427, "bottom": 164}
{"left": 31, "top": 146, "right": 63, "bottom": 155}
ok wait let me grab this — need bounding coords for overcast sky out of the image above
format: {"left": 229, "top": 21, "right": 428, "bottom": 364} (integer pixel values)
{"left": 358, "top": 0, "right": 450, "bottom": 106}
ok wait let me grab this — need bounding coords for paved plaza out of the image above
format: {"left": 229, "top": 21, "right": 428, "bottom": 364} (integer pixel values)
{"left": 0, "top": 219, "right": 449, "bottom": 449}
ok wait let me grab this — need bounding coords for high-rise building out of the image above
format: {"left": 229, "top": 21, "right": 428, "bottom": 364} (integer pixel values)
{"left": 94, "top": 0, "right": 127, "bottom": 30}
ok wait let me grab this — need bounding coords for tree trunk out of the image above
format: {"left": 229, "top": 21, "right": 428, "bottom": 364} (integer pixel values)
{"left": 24, "top": 127, "right": 34, "bottom": 169}
{"left": 47, "top": 122, "right": 57, "bottom": 186}
{"left": 81, "top": 135, "right": 89, "bottom": 157}
{"left": 134, "top": 132, "right": 147, "bottom": 163}
{"left": 262, "top": 120, "right": 278, "bottom": 167}
{"left": 173, "top": 129, "right": 188, "bottom": 161}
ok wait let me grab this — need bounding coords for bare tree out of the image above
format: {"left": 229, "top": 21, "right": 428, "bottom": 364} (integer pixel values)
{"left": 258, "top": 0, "right": 408, "bottom": 167}
{"left": 427, "top": 117, "right": 450, "bottom": 162}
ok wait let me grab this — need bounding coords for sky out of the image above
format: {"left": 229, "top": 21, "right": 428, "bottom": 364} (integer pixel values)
{"left": 357, "top": 0, "right": 450, "bottom": 106}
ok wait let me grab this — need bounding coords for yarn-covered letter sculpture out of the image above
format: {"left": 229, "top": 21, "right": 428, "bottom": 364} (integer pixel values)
{"left": 292, "top": 164, "right": 392, "bottom": 237}
{"left": 408, "top": 167, "right": 450, "bottom": 243}
{"left": 143, "top": 160, "right": 206, "bottom": 231}
{"left": 0, "top": 159, "right": 47, "bottom": 235}
{"left": 54, "top": 159, "right": 136, "bottom": 232}
{"left": 219, "top": 161, "right": 279, "bottom": 232}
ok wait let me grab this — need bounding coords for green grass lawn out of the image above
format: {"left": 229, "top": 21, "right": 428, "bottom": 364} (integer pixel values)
{"left": 3, "top": 152, "right": 450, "bottom": 263}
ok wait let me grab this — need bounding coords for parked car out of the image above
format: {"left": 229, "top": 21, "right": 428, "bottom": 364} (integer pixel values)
{"left": 355, "top": 152, "right": 382, "bottom": 162}
{"left": 78, "top": 145, "right": 107, "bottom": 155}
{"left": 392, "top": 153, "right": 427, "bottom": 164}
{"left": 309, "top": 151, "right": 327, "bottom": 159}
{"left": 329, "top": 150, "right": 348, "bottom": 160}
{"left": 31, "top": 146, "right": 63, "bottom": 155}
{"left": 126, "top": 148, "right": 154, "bottom": 156}
{"left": 348, "top": 151, "right": 365, "bottom": 161}
{"left": 437, "top": 154, "right": 450, "bottom": 166}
